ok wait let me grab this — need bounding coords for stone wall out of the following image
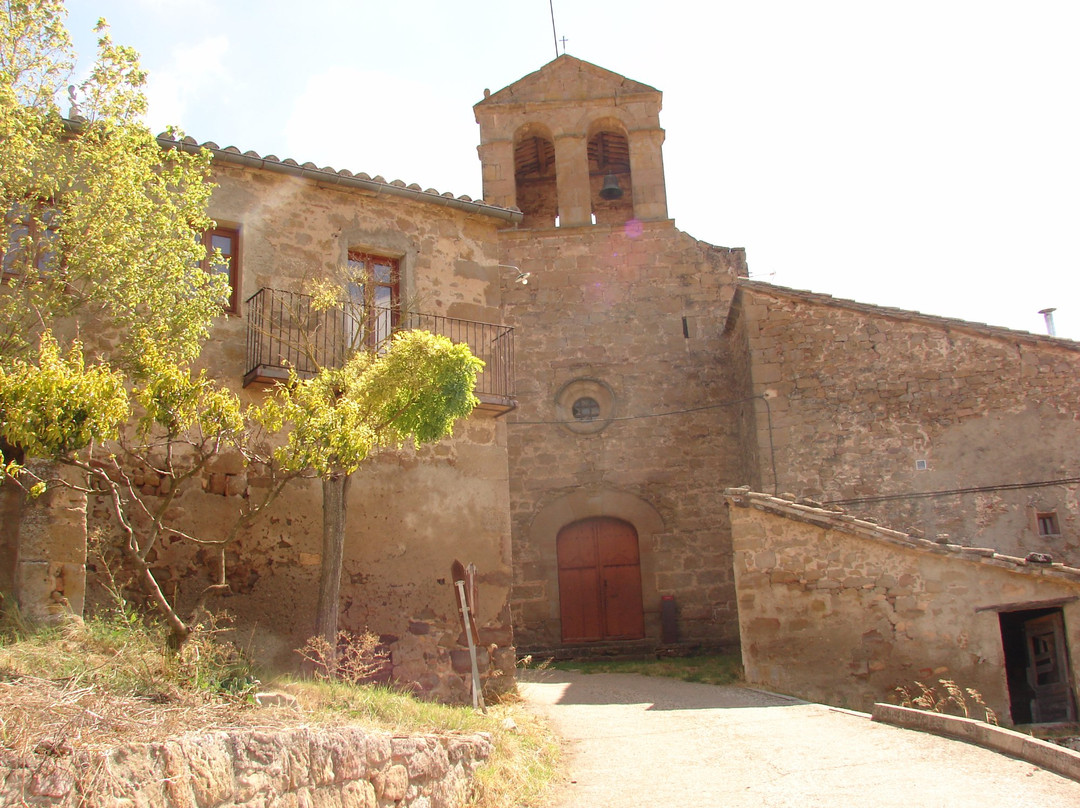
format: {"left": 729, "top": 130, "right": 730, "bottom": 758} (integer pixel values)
{"left": 0, "top": 724, "right": 491, "bottom": 807}
{"left": 727, "top": 488, "right": 1080, "bottom": 720}
{"left": 738, "top": 282, "right": 1080, "bottom": 565}
{"left": 501, "top": 220, "right": 752, "bottom": 651}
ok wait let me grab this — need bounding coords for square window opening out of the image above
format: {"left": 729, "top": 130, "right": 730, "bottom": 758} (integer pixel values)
{"left": 1037, "top": 512, "right": 1060, "bottom": 537}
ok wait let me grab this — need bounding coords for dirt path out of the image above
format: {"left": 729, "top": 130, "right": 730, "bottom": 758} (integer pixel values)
{"left": 520, "top": 669, "right": 1080, "bottom": 807}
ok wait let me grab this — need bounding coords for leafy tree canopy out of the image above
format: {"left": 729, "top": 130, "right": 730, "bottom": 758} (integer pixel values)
{"left": 256, "top": 330, "right": 484, "bottom": 477}
{"left": 0, "top": 0, "right": 226, "bottom": 369}
{"left": 0, "top": 330, "right": 127, "bottom": 459}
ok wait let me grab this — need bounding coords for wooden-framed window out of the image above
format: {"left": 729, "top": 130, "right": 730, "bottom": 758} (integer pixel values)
{"left": 345, "top": 251, "right": 399, "bottom": 348}
{"left": 201, "top": 226, "right": 240, "bottom": 313}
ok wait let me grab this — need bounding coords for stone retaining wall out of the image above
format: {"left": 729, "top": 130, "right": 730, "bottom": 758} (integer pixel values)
{"left": 1, "top": 725, "right": 492, "bottom": 807}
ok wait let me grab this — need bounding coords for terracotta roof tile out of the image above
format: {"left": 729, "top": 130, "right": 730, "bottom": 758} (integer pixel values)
{"left": 155, "top": 131, "right": 519, "bottom": 221}
{"left": 725, "top": 488, "right": 1080, "bottom": 582}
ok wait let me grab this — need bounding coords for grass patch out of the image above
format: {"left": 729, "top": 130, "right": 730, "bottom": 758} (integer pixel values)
{"left": 0, "top": 612, "right": 560, "bottom": 808}
{"left": 552, "top": 653, "right": 743, "bottom": 686}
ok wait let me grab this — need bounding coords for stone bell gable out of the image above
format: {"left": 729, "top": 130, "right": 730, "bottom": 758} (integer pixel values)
{"left": 474, "top": 55, "right": 668, "bottom": 226}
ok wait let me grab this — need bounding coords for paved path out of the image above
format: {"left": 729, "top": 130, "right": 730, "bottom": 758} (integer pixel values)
{"left": 519, "top": 669, "right": 1080, "bottom": 807}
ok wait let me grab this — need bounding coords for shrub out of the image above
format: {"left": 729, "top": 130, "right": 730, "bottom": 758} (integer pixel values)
{"left": 895, "top": 678, "right": 998, "bottom": 725}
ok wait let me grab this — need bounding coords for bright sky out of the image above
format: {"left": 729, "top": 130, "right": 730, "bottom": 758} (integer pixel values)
{"left": 66, "top": 0, "right": 1080, "bottom": 340}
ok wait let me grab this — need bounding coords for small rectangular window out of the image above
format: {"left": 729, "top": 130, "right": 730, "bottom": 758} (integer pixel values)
{"left": 1037, "top": 512, "right": 1060, "bottom": 537}
{"left": 201, "top": 226, "right": 240, "bottom": 313}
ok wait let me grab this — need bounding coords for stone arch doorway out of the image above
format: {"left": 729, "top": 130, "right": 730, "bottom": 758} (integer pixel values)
{"left": 557, "top": 517, "right": 645, "bottom": 642}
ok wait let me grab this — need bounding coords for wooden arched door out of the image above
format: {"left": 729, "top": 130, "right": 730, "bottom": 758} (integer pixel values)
{"left": 557, "top": 517, "right": 645, "bottom": 642}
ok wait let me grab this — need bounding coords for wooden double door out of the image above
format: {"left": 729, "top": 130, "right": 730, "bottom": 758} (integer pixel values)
{"left": 557, "top": 517, "right": 645, "bottom": 642}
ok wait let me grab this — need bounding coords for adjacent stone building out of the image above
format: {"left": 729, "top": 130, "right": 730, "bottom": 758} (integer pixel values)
{"left": 736, "top": 282, "right": 1080, "bottom": 565}
{"left": 727, "top": 489, "right": 1080, "bottom": 724}
{"left": 5, "top": 54, "right": 1080, "bottom": 715}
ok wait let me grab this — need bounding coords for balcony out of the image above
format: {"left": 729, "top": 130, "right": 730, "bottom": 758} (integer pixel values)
{"left": 243, "top": 287, "right": 516, "bottom": 416}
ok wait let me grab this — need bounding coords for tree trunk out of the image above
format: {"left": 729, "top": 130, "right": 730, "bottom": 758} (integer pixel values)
{"left": 315, "top": 472, "right": 350, "bottom": 645}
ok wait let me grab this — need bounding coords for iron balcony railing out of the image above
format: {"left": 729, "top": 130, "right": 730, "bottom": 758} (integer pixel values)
{"left": 244, "top": 287, "right": 515, "bottom": 411}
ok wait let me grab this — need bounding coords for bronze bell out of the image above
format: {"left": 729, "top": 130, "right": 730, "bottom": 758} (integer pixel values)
{"left": 599, "top": 173, "right": 623, "bottom": 200}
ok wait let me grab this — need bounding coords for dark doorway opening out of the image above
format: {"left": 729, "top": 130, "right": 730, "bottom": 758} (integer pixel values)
{"left": 999, "top": 607, "right": 1077, "bottom": 724}
{"left": 557, "top": 517, "right": 645, "bottom": 643}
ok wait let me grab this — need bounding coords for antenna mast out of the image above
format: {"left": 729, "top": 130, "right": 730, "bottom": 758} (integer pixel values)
{"left": 549, "top": 0, "right": 559, "bottom": 59}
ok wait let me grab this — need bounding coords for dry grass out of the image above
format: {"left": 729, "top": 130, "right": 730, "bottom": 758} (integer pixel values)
{"left": 894, "top": 678, "right": 999, "bottom": 725}
{"left": 0, "top": 613, "right": 272, "bottom": 759}
{"left": 467, "top": 694, "right": 561, "bottom": 808}
{"left": 0, "top": 612, "right": 559, "bottom": 807}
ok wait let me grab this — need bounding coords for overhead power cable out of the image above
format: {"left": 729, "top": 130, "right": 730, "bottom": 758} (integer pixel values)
{"left": 825, "top": 477, "right": 1080, "bottom": 506}
{"left": 507, "top": 395, "right": 763, "bottom": 426}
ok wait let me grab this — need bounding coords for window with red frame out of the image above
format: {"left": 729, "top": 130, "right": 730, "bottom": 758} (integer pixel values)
{"left": 202, "top": 226, "right": 240, "bottom": 313}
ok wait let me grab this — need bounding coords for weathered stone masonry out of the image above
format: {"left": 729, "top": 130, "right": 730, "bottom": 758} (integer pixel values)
{"left": 738, "top": 281, "right": 1080, "bottom": 566}
{"left": 72, "top": 145, "right": 523, "bottom": 702}
{"left": 499, "top": 222, "right": 754, "bottom": 651}
{"left": 0, "top": 724, "right": 491, "bottom": 808}
{"left": 727, "top": 488, "right": 1080, "bottom": 721}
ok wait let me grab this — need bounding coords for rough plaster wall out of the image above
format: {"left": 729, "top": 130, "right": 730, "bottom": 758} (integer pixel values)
{"left": 501, "top": 221, "right": 749, "bottom": 650}
{"left": 207, "top": 164, "right": 504, "bottom": 330}
{"left": 729, "top": 499, "right": 1080, "bottom": 720}
{"left": 82, "top": 165, "right": 515, "bottom": 701}
{"left": 741, "top": 289, "right": 1080, "bottom": 564}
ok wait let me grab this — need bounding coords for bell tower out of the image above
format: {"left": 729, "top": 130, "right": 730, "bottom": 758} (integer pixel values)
{"left": 474, "top": 55, "right": 668, "bottom": 228}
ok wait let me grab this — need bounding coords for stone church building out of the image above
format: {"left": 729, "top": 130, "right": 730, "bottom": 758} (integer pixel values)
{"left": 5, "top": 55, "right": 1080, "bottom": 720}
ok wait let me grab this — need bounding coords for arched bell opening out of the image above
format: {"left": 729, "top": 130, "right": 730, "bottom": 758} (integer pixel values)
{"left": 588, "top": 130, "right": 634, "bottom": 225}
{"left": 513, "top": 131, "right": 558, "bottom": 229}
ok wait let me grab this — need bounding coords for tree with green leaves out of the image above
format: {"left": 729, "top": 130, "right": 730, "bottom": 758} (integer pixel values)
{"left": 0, "top": 0, "right": 225, "bottom": 368}
{"left": 1, "top": 0, "right": 486, "bottom": 657}
{"left": 254, "top": 329, "right": 483, "bottom": 647}
{"left": 0, "top": 0, "right": 254, "bottom": 642}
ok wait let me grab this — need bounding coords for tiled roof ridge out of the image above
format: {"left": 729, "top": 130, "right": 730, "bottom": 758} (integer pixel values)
{"left": 738, "top": 278, "right": 1080, "bottom": 351}
{"left": 157, "top": 132, "right": 522, "bottom": 223}
{"left": 724, "top": 487, "right": 1080, "bottom": 582}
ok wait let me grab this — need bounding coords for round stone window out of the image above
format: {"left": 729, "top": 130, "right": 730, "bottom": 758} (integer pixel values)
{"left": 555, "top": 379, "right": 615, "bottom": 434}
